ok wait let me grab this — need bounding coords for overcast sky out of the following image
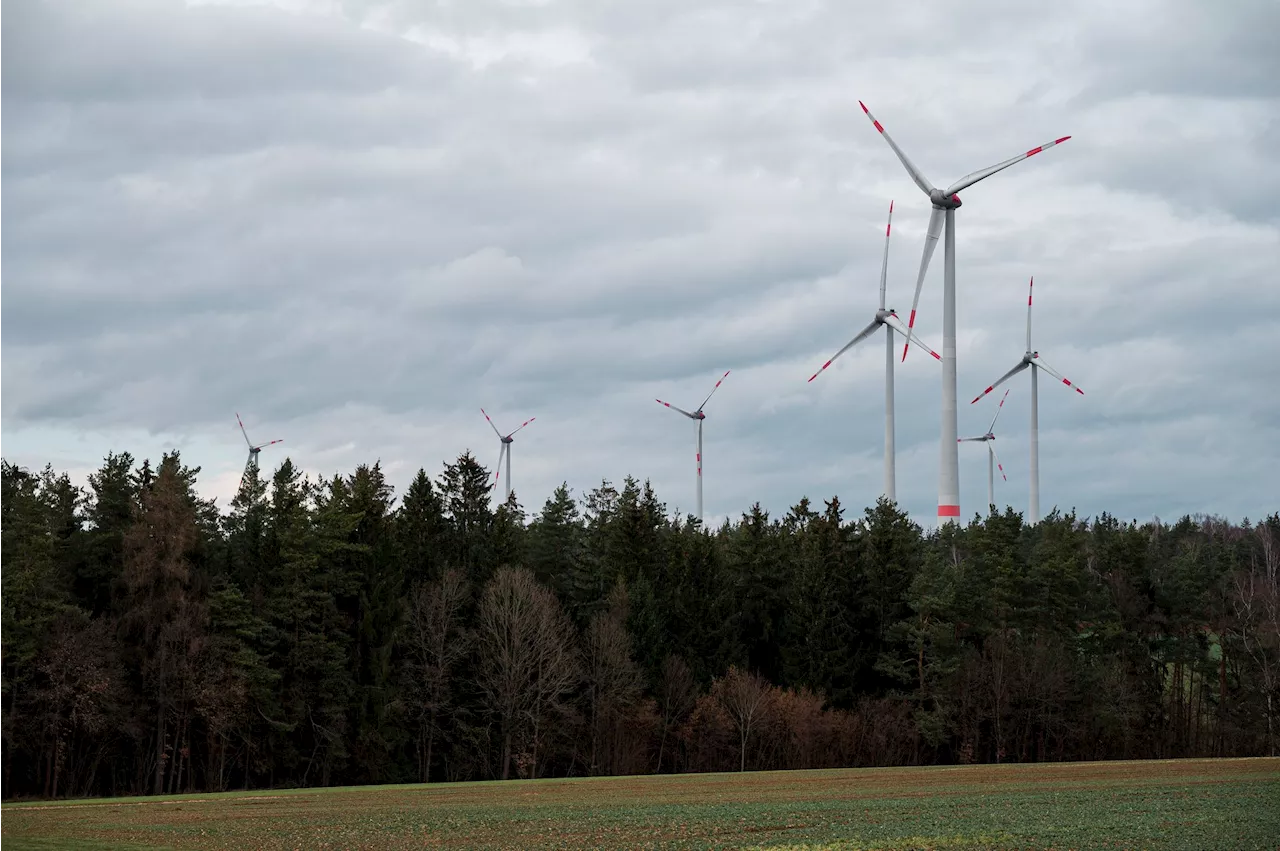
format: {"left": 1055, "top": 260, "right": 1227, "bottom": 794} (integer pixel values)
{"left": 3, "top": 0, "right": 1278, "bottom": 528}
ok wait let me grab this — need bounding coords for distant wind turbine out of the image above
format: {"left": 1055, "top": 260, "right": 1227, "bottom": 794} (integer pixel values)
{"left": 482, "top": 408, "right": 535, "bottom": 502}
{"left": 958, "top": 388, "right": 1009, "bottom": 513}
{"left": 807, "top": 200, "right": 942, "bottom": 504}
{"left": 236, "top": 412, "right": 282, "bottom": 491}
{"left": 970, "top": 277, "right": 1085, "bottom": 523}
{"left": 655, "top": 370, "right": 730, "bottom": 524}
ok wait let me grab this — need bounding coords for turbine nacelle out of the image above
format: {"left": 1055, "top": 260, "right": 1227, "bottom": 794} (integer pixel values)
{"left": 929, "top": 189, "right": 962, "bottom": 209}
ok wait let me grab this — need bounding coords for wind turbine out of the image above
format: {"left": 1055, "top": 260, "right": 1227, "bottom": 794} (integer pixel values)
{"left": 971, "top": 277, "right": 1084, "bottom": 523}
{"left": 655, "top": 370, "right": 730, "bottom": 524}
{"left": 959, "top": 388, "right": 1009, "bottom": 513}
{"left": 858, "top": 100, "right": 1070, "bottom": 523}
{"left": 236, "top": 412, "right": 282, "bottom": 490}
{"left": 482, "top": 408, "right": 535, "bottom": 502}
{"left": 807, "top": 200, "right": 942, "bottom": 504}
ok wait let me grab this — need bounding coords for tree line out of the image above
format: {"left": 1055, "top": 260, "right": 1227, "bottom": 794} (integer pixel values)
{"left": 2, "top": 450, "right": 1277, "bottom": 799}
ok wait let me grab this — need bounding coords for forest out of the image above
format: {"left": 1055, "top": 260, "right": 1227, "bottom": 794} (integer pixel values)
{"left": 2, "top": 450, "right": 1277, "bottom": 800}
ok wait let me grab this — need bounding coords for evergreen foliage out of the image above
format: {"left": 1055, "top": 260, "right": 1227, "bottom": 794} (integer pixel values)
{"left": 2, "top": 452, "right": 1277, "bottom": 797}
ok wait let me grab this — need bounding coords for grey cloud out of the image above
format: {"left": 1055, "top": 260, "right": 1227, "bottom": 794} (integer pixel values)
{"left": 3, "top": 0, "right": 448, "bottom": 103}
{"left": 1072, "top": 0, "right": 1280, "bottom": 101}
{"left": 3, "top": 0, "right": 1277, "bottom": 528}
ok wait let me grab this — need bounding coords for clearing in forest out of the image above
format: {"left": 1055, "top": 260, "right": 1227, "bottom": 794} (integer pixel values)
{"left": 3, "top": 757, "right": 1278, "bottom": 850}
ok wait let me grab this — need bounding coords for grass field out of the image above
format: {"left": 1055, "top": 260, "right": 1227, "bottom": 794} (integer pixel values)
{"left": 3, "top": 757, "right": 1278, "bottom": 850}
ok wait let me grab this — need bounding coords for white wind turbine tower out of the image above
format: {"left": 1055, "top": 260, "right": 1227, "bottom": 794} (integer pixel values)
{"left": 858, "top": 100, "right": 1070, "bottom": 523}
{"left": 971, "top": 277, "right": 1085, "bottom": 523}
{"left": 482, "top": 408, "right": 535, "bottom": 502}
{"left": 236, "top": 412, "right": 283, "bottom": 490}
{"left": 807, "top": 200, "right": 942, "bottom": 504}
{"left": 655, "top": 370, "right": 730, "bottom": 524}
{"left": 958, "top": 388, "right": 1010, "bottom": 513}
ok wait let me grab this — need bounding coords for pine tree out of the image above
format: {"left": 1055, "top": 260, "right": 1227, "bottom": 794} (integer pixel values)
{"left": 527, "top": 483, "right": 587, "bottom": 611}
{"left": 340, "top": 463, "right": 403, "bottom": 783}
{"left": 397, "top": 469, "right": 447, "bottom": 586}
{"left": 439, "top": 452, "right": 497, "bottom": 586}
{"left": 726, "top": 503, "right": 790, "bottom": 683}
{"left": 224, "top": 465, "right": 270, "bottom": 608}
{"left": 783, "top": 496, "right": 857, "bottom": 705}
{"left": 82, "top": 452, "right": 137, "bottom": 616}
{"left": 2, "top": 462, "right": 78, "bottom": 792}
{"left": 118, "top": 452, "right": 208, "bottom": 795}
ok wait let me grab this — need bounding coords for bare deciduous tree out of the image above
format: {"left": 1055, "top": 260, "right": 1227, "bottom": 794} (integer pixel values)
{"left": 714, "top": 665, "right": 772, "bottom": 772}
{"left": 403, "top": 568, "right": 470, "bottom": 782}
{"left": 585, "top": 581, "right": 645, "bottom": 774}
{"left": 655, "top": 654, "right": 697, "bottom": 773}
{"left": 475, "top": 566, "right": 581, "bottom": 779}
{"left": 1233, "top": 527, "right": 1280, "bottom": 755}
{"left": 30, "top": 615, "right": 124, "bottom": 798}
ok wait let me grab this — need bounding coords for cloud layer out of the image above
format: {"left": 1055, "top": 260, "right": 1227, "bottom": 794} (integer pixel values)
{"left": 4, "top": 0, "right": 1278, "bottom": 526}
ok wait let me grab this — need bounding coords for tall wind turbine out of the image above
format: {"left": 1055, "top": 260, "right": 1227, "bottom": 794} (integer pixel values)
{"left": 958, "top": 388, "right": 1009, "bottom": 513}
{"left": 807, "top": 200, "right": 942, "bottom": 504}
{"left": 236, "top": 412, "right": 282, "bottom": 490}
{"left": 482, "top": 408, "right": 535, "bottom": 502}
{"left": 858, "top": 100, "right": 1070, "bottom": 523}
{"left": 971, "top": 277, "right": 1084, "bottom": 523}
{"left": 655, "top": 370, "right": 730, "bottom": 524}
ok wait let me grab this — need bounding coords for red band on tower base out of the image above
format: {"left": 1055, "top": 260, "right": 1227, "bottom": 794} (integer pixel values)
{"left": 937, "top": 504, "right": 961, "bottom": 517}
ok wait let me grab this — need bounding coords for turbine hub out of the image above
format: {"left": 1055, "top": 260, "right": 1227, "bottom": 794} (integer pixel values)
{"left": 502, "top": 435, "right": 514, "bottom": 443}
{"left": 876, "top": 308, "right": 892, "bottom": 322}
{"left": 930, "top": 189, "right": 962, "bottom": 209}
{"left": 695, "top": 411, "right": 706, "bottom": 420}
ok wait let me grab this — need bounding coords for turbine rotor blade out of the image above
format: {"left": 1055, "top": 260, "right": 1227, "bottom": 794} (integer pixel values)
{"left": 957, "top": 436, "right": 988, "bottom": 442}
{"left": 858, "top": 101, "right": 936, "bottom": 196}
{"left": 1026, "top": 276, "right": 1035, "bottom": 352}
{"left": 971, "top": 361, "right": 1030, "bottom": 404}
{"left": 807, "top": 320, "right": 882, "bottom": 382}
{"left": 481, "top": 408, "right": 504, "bottom": 439}
{"left": 696, "top": 370, "right": 731, "bottom": 412}
{"left": 253, "top": 438, "right": 284, "bottom": 450}
{"left": 901, "top": 206, "right": 945, "bottom": 362}
{"left": 884, "top": 313, "right": 942, "bottom": 361}
{"left": 236, "top": 412, "right": 253, "bottom": 448}
{"left": 878, "top": 200, "right": 894, "bottom": 310}
{"left": 492, "top": 442, "right": 508, "bottom": 488}
{"left": 943, "top": 136, "right": 1071, "bottom": 196}
{"left": 506, "top": 416, "right": 536, "bottom": 439}
{"left": 989, "top": 442, "right": 1008, "bottom": 482}
{"left": 1032, "top": 355, "right": 1085, "bottom": 395}
{"left": 987, "top": 388, "right": 1011, "bottom": 434}
{"left": 656, "top": 399, "right": 697, "bottom": 419}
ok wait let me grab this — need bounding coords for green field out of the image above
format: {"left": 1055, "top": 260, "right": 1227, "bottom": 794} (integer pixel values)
{"left": 3, "top": 758, "right": 1278, "bottom": 850}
